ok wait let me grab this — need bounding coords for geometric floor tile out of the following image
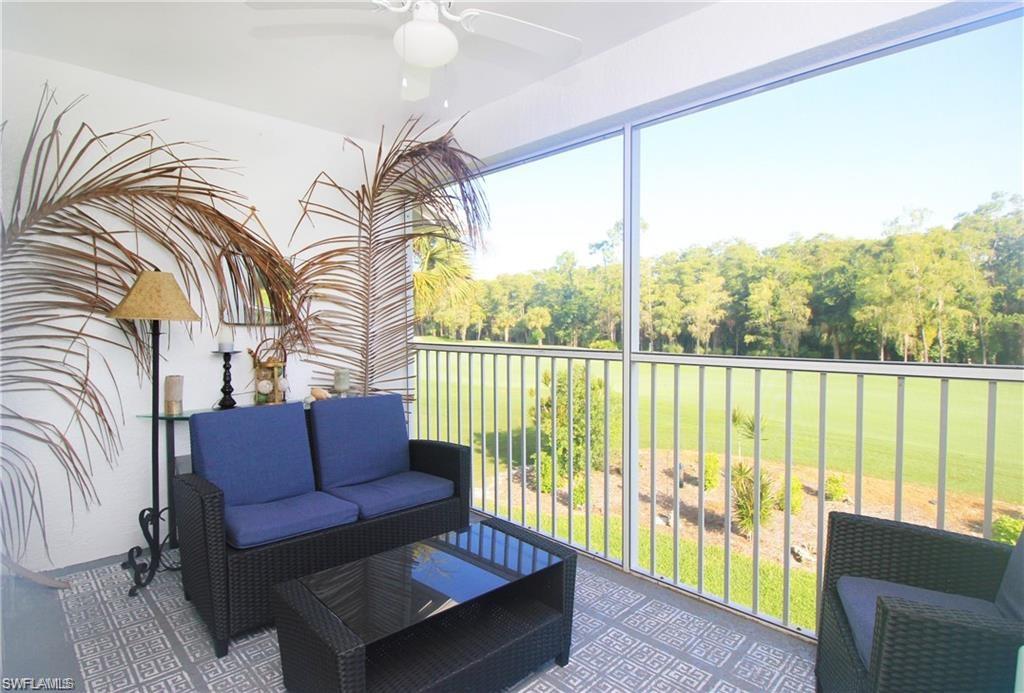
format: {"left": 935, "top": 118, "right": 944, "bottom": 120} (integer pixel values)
{"left": 54, "top": 550, "right": 816, "bottom": 692}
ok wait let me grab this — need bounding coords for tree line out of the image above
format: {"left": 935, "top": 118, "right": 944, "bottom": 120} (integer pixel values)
{"left": 415, "top": 193, "right": 1023, "bottom": 365}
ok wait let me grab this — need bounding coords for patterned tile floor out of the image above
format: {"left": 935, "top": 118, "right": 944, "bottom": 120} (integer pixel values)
{"left": 32, "top": 549, "right": 817, "bottom": 692}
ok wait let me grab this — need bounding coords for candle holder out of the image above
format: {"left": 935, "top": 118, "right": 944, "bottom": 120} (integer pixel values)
{"left": 213, "top": 350, "right": 240, "bottom": 409}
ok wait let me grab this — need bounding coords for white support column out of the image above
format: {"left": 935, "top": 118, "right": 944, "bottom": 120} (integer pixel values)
{"left": 622, "top": 124, "right": 640, "bottom": 571}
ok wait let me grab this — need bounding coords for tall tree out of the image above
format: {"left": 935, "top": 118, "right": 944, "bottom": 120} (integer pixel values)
{"left": 524, "top": 306, "right": 552, "bottom": 345}
{"left": 412, "top": 236, "right": 472, "bottom": 330}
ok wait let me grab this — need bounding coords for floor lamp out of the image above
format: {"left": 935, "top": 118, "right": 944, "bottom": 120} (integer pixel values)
{"left": 109, "top": 271, "right": 199, "bottom": 596}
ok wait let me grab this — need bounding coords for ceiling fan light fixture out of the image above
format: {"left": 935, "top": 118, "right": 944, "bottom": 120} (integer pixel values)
{"left": 393, "top": 17, "right": 458, "bottom": 68}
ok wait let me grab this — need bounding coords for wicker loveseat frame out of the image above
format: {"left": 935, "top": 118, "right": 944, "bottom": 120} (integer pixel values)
{"left": 816, "top": 511, "right": 1022, "bottom": 692}
{"left": 174, "top": 439, "right": 470, "bottom": 658}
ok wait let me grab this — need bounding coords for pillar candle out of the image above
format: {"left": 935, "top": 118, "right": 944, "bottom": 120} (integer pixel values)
{"left": 164, "top": 374, "right": 184, "bottom": 415}
{"left": 216, "top": 325, "right": 234, "bottom": 352}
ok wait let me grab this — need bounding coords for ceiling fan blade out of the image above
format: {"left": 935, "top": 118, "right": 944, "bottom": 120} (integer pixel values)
{"left": 401, "top": 64, "right": 431, "bottom": 101}
{"left": 250, "top": 21, "right": 389, "bottom": 39}
{"left": 457, "top": 9, "right": 582, "bottom": 61}
{"left": 245, "top": 1, "right": 376, "bottom": 10}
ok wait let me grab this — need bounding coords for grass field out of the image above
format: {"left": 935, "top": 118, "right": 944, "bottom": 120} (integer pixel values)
{"left": 414, "top": 341, "right": 1023, "bottom": 505}
{"left": 484, "top": 502, "right": 820, "bottom": 632}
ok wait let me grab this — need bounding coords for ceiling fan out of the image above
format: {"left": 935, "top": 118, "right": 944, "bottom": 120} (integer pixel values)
{"left": 249, "top": 0, "right": 583, "bottom": 102}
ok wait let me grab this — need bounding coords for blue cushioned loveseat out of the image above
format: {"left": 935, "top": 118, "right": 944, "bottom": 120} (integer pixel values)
{"left": 173, "top": 394, "right": 470, "bottom": 657}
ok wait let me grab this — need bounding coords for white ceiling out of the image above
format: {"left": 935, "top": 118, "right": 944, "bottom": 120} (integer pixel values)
{"left": 2, "top": 1, "right": 710, "bottom": 140}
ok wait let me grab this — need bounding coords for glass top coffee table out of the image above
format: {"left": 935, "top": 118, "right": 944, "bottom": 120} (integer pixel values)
{"left": 273, "top": 518, "right": 576, "bottom": 692}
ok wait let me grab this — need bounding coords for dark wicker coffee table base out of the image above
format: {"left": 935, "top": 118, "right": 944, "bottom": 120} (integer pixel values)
{"left": 273, "top": 518, "right": 576, "bottom": 692}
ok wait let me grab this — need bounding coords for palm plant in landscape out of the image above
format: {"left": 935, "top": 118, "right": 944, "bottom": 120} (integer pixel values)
{"left": 0, "top": 87, "right": 303, "bottom": 574}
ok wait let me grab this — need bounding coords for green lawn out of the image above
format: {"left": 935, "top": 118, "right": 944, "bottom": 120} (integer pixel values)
{"left": 482, "top": 501, "right": 819, "bottom": 632}
{"left": 414, "top": 343, "right": 1023, "bottom": 504}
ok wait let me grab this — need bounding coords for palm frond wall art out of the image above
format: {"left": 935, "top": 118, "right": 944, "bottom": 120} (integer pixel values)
{"left": 0, "top": 86, "right": 306, "bottom": 571}
{"left": 288, "top": 117, "right": 488, "bottom": 399}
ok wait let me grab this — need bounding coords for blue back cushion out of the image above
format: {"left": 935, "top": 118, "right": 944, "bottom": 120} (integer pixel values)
{"left": 309, "top": 394, "right": 410, "bottom": 488}
{"left": 996, "top": 529, "right": 1024, "bottom": 621}
{"left": 190, "top": 402, "right": 315, "bottom": 506}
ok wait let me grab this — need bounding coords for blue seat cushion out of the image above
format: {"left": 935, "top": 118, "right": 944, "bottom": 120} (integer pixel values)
{"left": 223, "top": 491, "right": 359, "bottom": 549}
{"left": 837, "top": 575, "right": 1002, "bottom": 667}
{"left": 324, "top": 471, "right": 454, "bottom": 520}
{"left": 190, "top": 402, "right": 315, "bottom": 506}
{"left": 309, "top": 394, "right": 410, "bottom": 488}
{"left": 995, "top": 528, "right": 1024, "bottom": 621}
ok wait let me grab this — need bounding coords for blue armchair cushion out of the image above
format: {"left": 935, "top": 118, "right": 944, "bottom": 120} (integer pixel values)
{"left": 309, "top": 394, "right": 410, "bottom": 488}
{"left": 190, "top": 402, "right": 315, "bottom": 506}
{"left": 837, "top": 575, "right": 1002, "bottom": 667}
{"left": 325, "top": 471, "right": 454, "bottom": 520}
{"left": 223, "top": 491, "right": 359, "bottom": 549}
{"left": 996, "top": 529, "right": 1024, "bottom": 621}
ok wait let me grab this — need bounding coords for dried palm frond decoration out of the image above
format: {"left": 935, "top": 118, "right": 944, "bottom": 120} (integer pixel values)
{"left": 0, "top": 86, "right": 306, "bottom": 573}
{"left": 289, "top": 117, "right": 487, "bottom": 399}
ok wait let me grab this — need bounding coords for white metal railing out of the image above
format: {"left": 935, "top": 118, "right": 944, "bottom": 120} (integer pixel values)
{"left": 413, "top": 342, "right": 1023, "bottom": 636}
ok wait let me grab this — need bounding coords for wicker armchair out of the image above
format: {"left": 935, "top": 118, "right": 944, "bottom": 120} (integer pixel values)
{"left": 816, "top": 511, "right": 1023, "bottom": 693}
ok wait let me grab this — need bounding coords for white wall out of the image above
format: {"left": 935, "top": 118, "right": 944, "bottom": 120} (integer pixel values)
{"left": 454, "top": 1, "right": 1017, "bottom": 164}
{"left": 2, "top": 50, "right": 368, "bottom": 570}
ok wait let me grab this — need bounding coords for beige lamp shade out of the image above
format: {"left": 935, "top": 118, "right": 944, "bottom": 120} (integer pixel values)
{"left": 108, "top": 271, "right": 200, "bottom": 321}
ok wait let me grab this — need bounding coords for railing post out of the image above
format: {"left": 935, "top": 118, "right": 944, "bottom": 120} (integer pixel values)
{"left": 937, "top": 378, "right": 949, "bottom": 530}
{"left": 984, "top": 381, "right": 998, "bottom": 538}
{"left": 783, "top": 370, "right": 793, "bottom": 626}
{"left": 724, "top": 367, "right": 733, "bottom": 603}
{"left": 672, "top": 364, "right": 680, "bottom": 585}
{"left": 895, "top": 376, "right": 905, "bottom": 522}
{"left": 697, "top": 365, "right": 706, "bottom": 593}
{"left": 753, "top": 368, "right": 762, "bottom": 614}
{"left": 816, "top": 372, "right": 827, "bottom": 610}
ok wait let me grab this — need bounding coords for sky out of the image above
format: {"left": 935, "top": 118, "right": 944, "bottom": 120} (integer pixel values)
{"left": 470, "top": 16, "right": 1023, "bottom": 279}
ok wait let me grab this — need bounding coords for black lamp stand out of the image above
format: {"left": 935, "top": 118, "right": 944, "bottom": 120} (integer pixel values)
{"left": 122, "top": 319, "right": 168, "bottom": 596}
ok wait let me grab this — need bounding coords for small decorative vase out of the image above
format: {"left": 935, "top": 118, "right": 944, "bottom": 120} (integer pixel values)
{"left": 164, "top": 375, "right": 184, "bottom": 415}
{"left": 331, "top": 368, "right": 351, "bottom": 398}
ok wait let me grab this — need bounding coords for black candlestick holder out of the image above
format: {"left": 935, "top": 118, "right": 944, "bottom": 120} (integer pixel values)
{"left": 213, "top": 350, "right": 240, "bottom": 409}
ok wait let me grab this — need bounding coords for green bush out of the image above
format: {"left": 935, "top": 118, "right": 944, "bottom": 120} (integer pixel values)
{"left": 571, "top": 475, "right": 586, "bottom": 509}
{"left": 587, "top": 338, "right": 618, "bottom": 350}
{"left": 731, "top": 407, "right": 768, "bottom": 443}
{"left": 992, "top": 515, "right": 1024, "bottom": 545}
{"left": 824, "top": 473, "right": 847, "bottom": 501}
{"left": 731, "top": 463, "right": 776, "bottom": 536}
{"left": 703, "top": 453, "right": 721, "bottom": 491}
{"left": 774, "top": 477, "right": 804, "bottom": 514}
{"left": 535, "top": 451, "right": 554, "bottom": 494}
{"left": 532, "top": 364, "right": 607, "bottom": 474}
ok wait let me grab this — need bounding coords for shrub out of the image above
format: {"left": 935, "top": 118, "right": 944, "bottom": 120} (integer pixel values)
{"left": 774, "top": 477, "right": 804, "bottom": 515}
{"left": 535, "top": 451, "right": 554, "bottom": 494}
{"left": 992, "top": 515, "right": 1024, "bottom": 545}
{"left": 533, "top": 364, "right": 608, "bottom": 473}
{"left": 824, "top": 473, "right": 847, "bottom": 501}
{"left": 731, "top": 407, "right": 768, "bottom": 443}
{"left": 702, "top": 453, "right": 721, "bottom": 491}
{"left": 571, "top": 475, "right": 586, "bottom": 509}
{"left": 588, "top": 338, "right": 618, "bottom": 351}
{"left": 731, "top": 462, "right": 776, "bottom": 536}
